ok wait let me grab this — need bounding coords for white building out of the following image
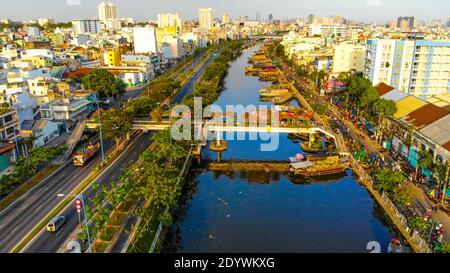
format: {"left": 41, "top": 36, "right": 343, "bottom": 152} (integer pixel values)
{"left": 26, "top": 26, "right": 41, "bottom": 37}
{"left": 133, "top": 27, "right": 158, "bottom": 54}
{"left": 308, "top": 24, "right": 348, "bottom": 37}
{"left": 199, "top": 8, "right": 214, "bottom": 31}
{"left": 98, "top": 2, "right": 117, "bottom": 23}
{"left": 332, "top": 41, "right": 366, "bottom": 75}
{"left": 38, "top": 18, "right": 55, "bottom": 26}
{"left": 72, "top": 19, "right": 101, "bottom": 35}
{"left": 222, "top": 14, "right": 231, "bottom": 24}
{"left": 366, "top": 39, "right": 450, "bottom": 98}
{"left": 161, "top": 36, "right": 185, "bottom": 59}
{"left": 21, "top": 49, "right": 54, "bottom": 60}
{"left": 157, "top": 13, "right": 183, "bottom": 29}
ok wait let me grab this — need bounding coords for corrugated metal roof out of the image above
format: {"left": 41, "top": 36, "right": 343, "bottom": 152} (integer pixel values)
{"left": 394, "top": 96, "right": 427, "bottom": 119}
{"left": 403, "top": 103, "right": 449, "bottom": 129}
{"left": 375, "top": 82, "right": 395, "bottom": 96}
{"left": 419, "top": 115, "right": 450, "bottom": 146}
{"left": 443, "top": 141, "right": 450, "bottom": 152}
{"left": 426, "top": 93, "right": 450, "bottom": 109}
{"left": 381, "top": 89, "right": 408, "bottom": 102}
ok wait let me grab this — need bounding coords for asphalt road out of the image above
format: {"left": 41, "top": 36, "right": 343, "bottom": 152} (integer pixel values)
{"left": 23, "top": 132, "right": 152, "bottom": 253}
{"left": 0, "top": 48, "right": 219, "bottom": 253}
{"left": 0, "top": 139, "right": 116, "bottom": 253}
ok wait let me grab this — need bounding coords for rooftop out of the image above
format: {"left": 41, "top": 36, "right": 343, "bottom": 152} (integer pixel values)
{"left": 403, "top": 103, "right": 449, "bottom": 129}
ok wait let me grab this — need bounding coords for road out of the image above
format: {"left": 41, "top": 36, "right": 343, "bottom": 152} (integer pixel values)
{"left": 22, "top": 132, "right": 152, "bottom": 253}
{"left": 18, "top": 48, "right": 220, "bottom": 253}
{"left": 122, "top": 51, "right": 208, "bottom": 101}
{"left": 0, "top": 139, "right": 116, "bottom": 252}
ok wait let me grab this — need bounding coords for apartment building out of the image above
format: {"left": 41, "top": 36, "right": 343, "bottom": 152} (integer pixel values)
{"left": 308, "top": 24, "right": 348, "bottom": 37}
{"left": 72, "top": 19, "right": 102, "bottom": 35}
{"left": 366, "top": 39, "right": 450, "bottom": 98}
{"left": 157, "top": 13, "right": 183, "bottom": 30}
{"left": 199, "top": 8, "right": 214, "bottom": 31}
{"left": 332, "top": 41, "right": 366, "bottom": 75}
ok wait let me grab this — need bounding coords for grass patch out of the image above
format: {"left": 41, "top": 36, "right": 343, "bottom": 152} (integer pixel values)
{"left": 93, "top": 241, "right": 109, "bottom": 253}
{"left": 127, "top": 207, "right": 162, "bottom": 253}
{"left": 0, "top": 164, "right": 62, "bottom": 212}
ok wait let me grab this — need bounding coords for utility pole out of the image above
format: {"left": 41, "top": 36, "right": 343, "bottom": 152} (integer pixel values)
{"left": 442, "top": 164, "right": 449, "bottom": 206}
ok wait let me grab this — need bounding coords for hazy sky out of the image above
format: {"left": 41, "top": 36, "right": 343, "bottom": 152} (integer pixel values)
{"left": 1, "top": 0, "right": 449, "bottom": 23}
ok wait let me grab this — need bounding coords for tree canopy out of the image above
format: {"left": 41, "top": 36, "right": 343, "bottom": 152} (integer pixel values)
{"left": 82, "top": 69, "right": 125, "bottom": 99}
{"left": 100, "top": 108, "right": 132, "bottom": 148}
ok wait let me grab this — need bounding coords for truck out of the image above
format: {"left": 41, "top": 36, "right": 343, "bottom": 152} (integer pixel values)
{"left": 73, "top": 142, "right": 100, "bottom": 167}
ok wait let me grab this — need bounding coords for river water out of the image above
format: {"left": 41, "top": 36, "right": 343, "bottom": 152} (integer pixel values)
{"left": 162, "top": 45, "right": 397, "bottom": 253}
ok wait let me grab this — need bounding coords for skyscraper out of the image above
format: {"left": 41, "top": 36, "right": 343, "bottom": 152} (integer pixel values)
{"left": 98, "top": 2, "right": 117, "bottom": 23}
{"left": 198, "top": 8, "right": 214, "bottom": 31}
{"left": 157, "top": 13, "right": 183, "bottom": 29}
{"left": 396, "top": 16, "right": 415, "bottom": 29}
{"left": 222, "top": 14, "right": 231, "bottom": 24}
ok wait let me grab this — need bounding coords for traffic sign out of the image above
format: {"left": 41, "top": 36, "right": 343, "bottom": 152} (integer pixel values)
{"left": 75, "top": 199, "right": 83, "bottom": 212}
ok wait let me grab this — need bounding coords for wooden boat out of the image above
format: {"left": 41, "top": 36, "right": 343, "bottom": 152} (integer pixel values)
{"left": 259, "top": 88, "right": 290, "bottom": 97}
{"left": 289, "top": 161, "right": 347, "bottom": 177}
{"left": 292, "top": 166, "right": 347, "bottom": 177}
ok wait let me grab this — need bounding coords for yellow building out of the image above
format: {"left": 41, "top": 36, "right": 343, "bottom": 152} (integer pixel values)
{"left": 22, "top": 56, "right": 52, "bottom": 68}
{"left": 104, "top": 48, "right": 122, "bottom": 66}
{"left": 156, "top": 26, "right": 178, "bottom": 47}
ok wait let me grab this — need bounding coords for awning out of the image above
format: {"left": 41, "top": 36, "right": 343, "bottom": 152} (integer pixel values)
{"left": 290, "top": 161, "right": 314, "bottom": 169}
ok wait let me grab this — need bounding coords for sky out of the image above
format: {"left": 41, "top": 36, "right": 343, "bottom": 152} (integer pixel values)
{"left": 0, "top": 0, "right": 449, "bottom": 24}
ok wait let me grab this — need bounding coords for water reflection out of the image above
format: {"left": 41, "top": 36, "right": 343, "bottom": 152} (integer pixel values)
{"left": 161, "top": 44, "right": 396, "bottom": 253}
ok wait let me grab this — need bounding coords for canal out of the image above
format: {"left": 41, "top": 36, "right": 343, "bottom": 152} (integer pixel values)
{"left": 162, "top": 45, "right": 398, "bottom": 253}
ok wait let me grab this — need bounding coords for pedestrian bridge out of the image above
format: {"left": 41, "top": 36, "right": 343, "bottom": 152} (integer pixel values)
{"left": 86, "top": 119, "right": 349, "bottom": 155}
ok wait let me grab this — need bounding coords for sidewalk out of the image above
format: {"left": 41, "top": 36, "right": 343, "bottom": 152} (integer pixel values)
{"left": 406, "top": 182, "right": 450, "bottom": 243}
{"left": 280, "top": 59, "right": 450, "bottom": 245}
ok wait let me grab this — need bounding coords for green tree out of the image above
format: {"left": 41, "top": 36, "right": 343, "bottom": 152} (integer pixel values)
{"left": 407, "top": 216, "right": 430, "bottom": 231}
{"left": 372, "top": 98, "right": 397, "bottom": 141}
{"left": 373, "top": 170, "right": 406, "bottom": 194}
{"left": 82, "top": 69, "right": 125, "bottom": 99}
{"left": 101, "top": 108, "right": 132, "bottom": 149}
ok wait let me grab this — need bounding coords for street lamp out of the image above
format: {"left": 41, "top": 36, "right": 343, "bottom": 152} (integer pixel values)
{"left": 57, "top": 193, "right": 93, "bottom": 253}
{"left": 95, "top": 95, "right": 106, "bottom": 165}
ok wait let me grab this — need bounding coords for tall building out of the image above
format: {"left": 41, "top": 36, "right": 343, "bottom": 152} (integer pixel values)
{"left": 396, "top": 16, "right": 415, "bottom": 29}
{"left": 365, "top": 39, "right": 450, "bottom": 98}
{"left": 133, "top": 27, "right": 158, "bottom": 54}
{"left": 332, "top": 42, "right": 366, "bottom": 75}
{"left": 198, "top": 8, "right": 214, "bottom": 31}
{"left": 268, "top": 14, "right": 273, "bottom": 24}
{"left": 222, "top": 14, "right": 231, "bottom": 25}
{"left": 98, "top": 2, "right": 117, "bottom": 23}
{"left": 72, "top": 19, "right": 101, "bottom": 35}
{"left": 157, "top": 13, "right": 183, "bottom": 29}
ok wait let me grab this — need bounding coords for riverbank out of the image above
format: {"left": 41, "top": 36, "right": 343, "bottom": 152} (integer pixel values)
{"left": 274, "top": 49, "right": 431, "bottom": 252}
{"left": 162, "top": 43, "right": 397, "bottom": 253}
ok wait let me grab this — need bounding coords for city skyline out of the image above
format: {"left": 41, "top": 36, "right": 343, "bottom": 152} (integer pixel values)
{"left": 1, "top": 0, "right": 449, "bottom": 23}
